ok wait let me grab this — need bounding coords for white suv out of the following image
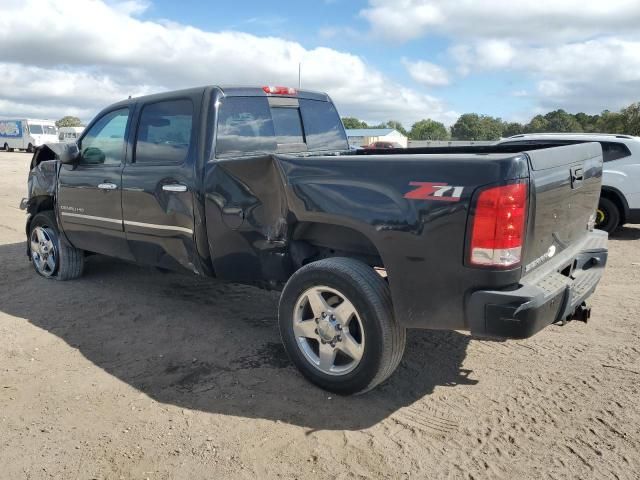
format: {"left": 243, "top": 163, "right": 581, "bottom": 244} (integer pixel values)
{"left": 497, "top": 133, "right": 640, "bottom": 233}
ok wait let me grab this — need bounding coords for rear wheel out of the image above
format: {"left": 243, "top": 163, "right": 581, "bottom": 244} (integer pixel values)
{"left": 2, "top": 143, "right": 8, "bottom": 151}
{"left": 29, "top": 211, "right": 84, "bottom": 280}
{"left": 596, "top": 197, "right": 620, "bottom": 233}
{"left": 279, "top": 258, "right": 406, "bottom": 395}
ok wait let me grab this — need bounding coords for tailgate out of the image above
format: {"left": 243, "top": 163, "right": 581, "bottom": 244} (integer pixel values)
{"left": 523, "top": 142, "right": 603, "bottom": 274}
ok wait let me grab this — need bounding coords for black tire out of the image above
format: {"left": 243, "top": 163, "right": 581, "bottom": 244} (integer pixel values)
{"left": 596, "top": 197, "right": 620, "bottom": 233}
{"left": 29, "top": 211, "right": 84, "bottom": 280}
{"left": 2, "top": 143, "right": 8, "bottom": 151}
{"left": 278, "top": 257, "right": 406, "bottom": 395}
{"left": 27, "top": 143, "right": 34, "bottom": 153}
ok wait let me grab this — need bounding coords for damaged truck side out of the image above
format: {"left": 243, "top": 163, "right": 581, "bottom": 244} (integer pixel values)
{"left": 22, "top": 86, "right": 609, "bottom": 394}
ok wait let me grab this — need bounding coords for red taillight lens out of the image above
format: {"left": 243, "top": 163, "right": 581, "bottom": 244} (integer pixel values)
{"left": 262, "top": 86, "right": 297, "bottom": 95}
{"left": 469, "top": 182, "right": 528, "bottom": 267}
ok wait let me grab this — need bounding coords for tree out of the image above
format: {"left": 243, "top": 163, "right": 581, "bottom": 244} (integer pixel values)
{"left": 55, "top": 116, "right": 83, "bottom": 128}
{"left": 409, "top": 119, "right": 449, "bottom": 141}
{"left": 341, "top": 117, "right": 368, "bottom": 129}
{"left": 383, "top": 120, "right": 408, "bottom": 137}
{"left": 525, "top": 115, "right": 550, "bottom": 133}
{"left": 451, "top": 114, "right": 503, "bottom": 141}
{"left": 621, "top": 103, "right": 640, "bottom": 136}
{"left": 543, "top": 109, "right": 583, "bottom": 132}
{"left": 480, "top": 116, "right": 504, "bottom": 140}
{"left": 502, "top": 121, "right": 524, "bottom": 138}
{"left": 574, "top": 112, "right": 599, "bottom": 133}
{"left": 595, "top": 110, "right": 625, "bottom": 134}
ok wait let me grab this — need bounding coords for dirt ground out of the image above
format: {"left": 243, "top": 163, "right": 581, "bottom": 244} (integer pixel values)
{"left": 0, "top": 151, "right": 639, "bottom": 480}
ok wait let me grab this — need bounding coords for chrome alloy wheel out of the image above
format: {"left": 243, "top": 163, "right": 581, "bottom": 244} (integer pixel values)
{"left": 292, "top": 286, "right": 365, "bottom": 376}
{"left": 30, "top": 226, "right": 57, "bottom": 277}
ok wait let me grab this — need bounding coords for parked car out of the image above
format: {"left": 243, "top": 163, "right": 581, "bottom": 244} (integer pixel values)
{"left": 497, "top": 133, "right": 640, "bottom": 233}
{"left": 363, "top": 141, "right": 404, "bottom": 149}
{"left": 22, "top": 86, "right": 608, "bottom": 394}
{"left": 0, "top": 118, "right": 58, "bottom": 152}
{"left": 58, "top": 126, "right": 85, "bottom": 143}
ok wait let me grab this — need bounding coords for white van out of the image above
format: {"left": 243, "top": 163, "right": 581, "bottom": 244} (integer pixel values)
{"left": 0, "top": 119, "right": 59, "bottom": 152}
{"left": 58, "top": 126, "right": 84, "bottom": 143}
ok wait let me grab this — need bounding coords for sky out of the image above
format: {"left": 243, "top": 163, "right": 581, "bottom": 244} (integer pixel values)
{"left": 1, "top": 0, "right": 639, "bottom": 127}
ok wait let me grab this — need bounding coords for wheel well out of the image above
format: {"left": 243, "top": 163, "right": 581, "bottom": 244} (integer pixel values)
{"left": 289, "top": 223, "right": 384, "bottom": 270}
{"left": 600, "top": 188, "right": 627, "bottom": 224}
{"left": 25, "top": 196, "right": 55, "bottom": 237}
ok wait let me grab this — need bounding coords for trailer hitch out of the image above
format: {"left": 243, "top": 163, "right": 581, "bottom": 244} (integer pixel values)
{"left": 569, "top": 302, "right": 591, "bottom": 323}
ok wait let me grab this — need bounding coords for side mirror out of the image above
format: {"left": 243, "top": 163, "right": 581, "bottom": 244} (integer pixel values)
{"left": 81, "top": 147, "right": 105, "bottom": 165}
{"left": 59, "top": 143, "right": 80, "bottom": 164}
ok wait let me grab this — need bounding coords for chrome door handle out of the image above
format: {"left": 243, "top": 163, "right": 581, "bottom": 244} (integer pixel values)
{"left": 97, "top": 183, "right": 117, "bottom": 190}
{"left": 162, "top": 184, "right": 188, "bottom": 192}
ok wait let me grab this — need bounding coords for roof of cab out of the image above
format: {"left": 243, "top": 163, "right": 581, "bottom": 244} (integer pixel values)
{"left": 106, "top": 85, "right": 330, "bottom": 110}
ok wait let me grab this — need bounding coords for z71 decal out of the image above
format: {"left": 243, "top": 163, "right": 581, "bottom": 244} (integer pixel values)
{"left": 404, "top": 182, "right": 464, "bottom": 202}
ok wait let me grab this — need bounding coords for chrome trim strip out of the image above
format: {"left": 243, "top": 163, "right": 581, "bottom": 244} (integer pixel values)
{"left": 60, "top": 212, "right": 193, "bottom": 235}
{"left": 124, "top": 220, "right": 193, "bottom": 235}
{"left": 61, "top": 212, "right": 122, "bottom": 224}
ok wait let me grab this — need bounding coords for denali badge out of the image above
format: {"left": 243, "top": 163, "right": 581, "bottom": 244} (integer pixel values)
{"left": 525, "top": 244, "right": 557, "bottom": 273}
{"left": 404, "top": 182, "right": 464, "bottom": 202}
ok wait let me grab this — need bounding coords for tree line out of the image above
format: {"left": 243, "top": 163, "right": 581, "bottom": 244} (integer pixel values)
{"left": 342, "top": 101, "right": 640, "bottom": 141}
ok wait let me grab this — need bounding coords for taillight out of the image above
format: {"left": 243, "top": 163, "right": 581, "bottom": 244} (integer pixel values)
{"left": 469, "top": 182, "right": 528, "bottom": 267}
{"left": 262, "top": 86, "right": 297, "bottom": 95}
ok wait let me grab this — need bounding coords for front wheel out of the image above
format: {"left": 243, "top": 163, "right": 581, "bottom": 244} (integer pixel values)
{"left": 29, "top": 211, "right": 84, "bottom": 280}
{"left": 279, "top": 258, "right": 406, "bottom": 395}
{"left": 596, "top": 197, "right": 620, "bottom": 233}
{"left": 27, "top": 143, "right": 34, "bottom": 153}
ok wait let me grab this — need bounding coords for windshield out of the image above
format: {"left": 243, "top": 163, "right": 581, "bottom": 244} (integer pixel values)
{"left": 215, "top": 96, "right": 348, "bottom": 157}
{"left": 29, "top": 124, "right": 43, "bottom": 134}
{"left": 44, "top": 125, "right": 56, "bottom": 135}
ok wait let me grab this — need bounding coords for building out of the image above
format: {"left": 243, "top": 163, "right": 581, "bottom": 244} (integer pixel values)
{"left": 345, "top": 128, "right": 408, "bottom": 148}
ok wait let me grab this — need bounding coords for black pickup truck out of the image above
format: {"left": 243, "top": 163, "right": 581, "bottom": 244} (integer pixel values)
{"left": 23, "top": 85, "right": 608, "bottom": 394}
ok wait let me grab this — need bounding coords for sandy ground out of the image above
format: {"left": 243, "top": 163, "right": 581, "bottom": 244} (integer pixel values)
{"left": 0, "top": 151, "right": 639, "bottom": 480}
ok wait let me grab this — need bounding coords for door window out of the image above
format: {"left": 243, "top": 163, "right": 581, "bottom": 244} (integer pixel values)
{"left": 135, "top": 99, "right": 194, "bottom": 164}
{"left": 80, "top": 108, "right": 129, "bottom": 165}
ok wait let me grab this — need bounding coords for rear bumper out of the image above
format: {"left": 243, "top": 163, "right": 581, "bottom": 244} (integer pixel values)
{"left": 466, "top": 230, "right": 608, "bottom": 339}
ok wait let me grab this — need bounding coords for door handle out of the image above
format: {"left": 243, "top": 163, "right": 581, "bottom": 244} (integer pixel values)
{"left": 162, "top": 184, "right": 188, "bottom": 192}
{"left": 97, "top": 182, "right": 118, "bottom": 190}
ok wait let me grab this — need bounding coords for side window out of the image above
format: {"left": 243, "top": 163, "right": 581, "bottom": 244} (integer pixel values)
{"left": 80, "top": 108, "right": 129, "bottom": 165}
{"left": 135, "top": 99, "right": 194, "bottom": 164}
{"left": 600, "top": 142, "right": 631, "bottom": 162}
{"left": 216, "top": 97, "right": 276, "bottom": 157}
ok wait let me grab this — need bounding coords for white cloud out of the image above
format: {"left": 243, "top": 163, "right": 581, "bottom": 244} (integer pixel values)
{"left": 362, "top": 0, "right": 640, "bottom": 114}
{"left": 452, "top": 37, "right": 640, "bottom": 111}
{"left": 402, "top": 58, "right": 449, "bottom": 87}
{"left": 0, "top": 0, "right": 456, "bottom": 127}
{"left": 361, "top": 0, "right": 640, "bottom": 43}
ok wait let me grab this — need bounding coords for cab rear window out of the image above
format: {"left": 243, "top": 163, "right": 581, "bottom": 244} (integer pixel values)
{"left": 215, "top": 96, "right": 348, "bottom": 157}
